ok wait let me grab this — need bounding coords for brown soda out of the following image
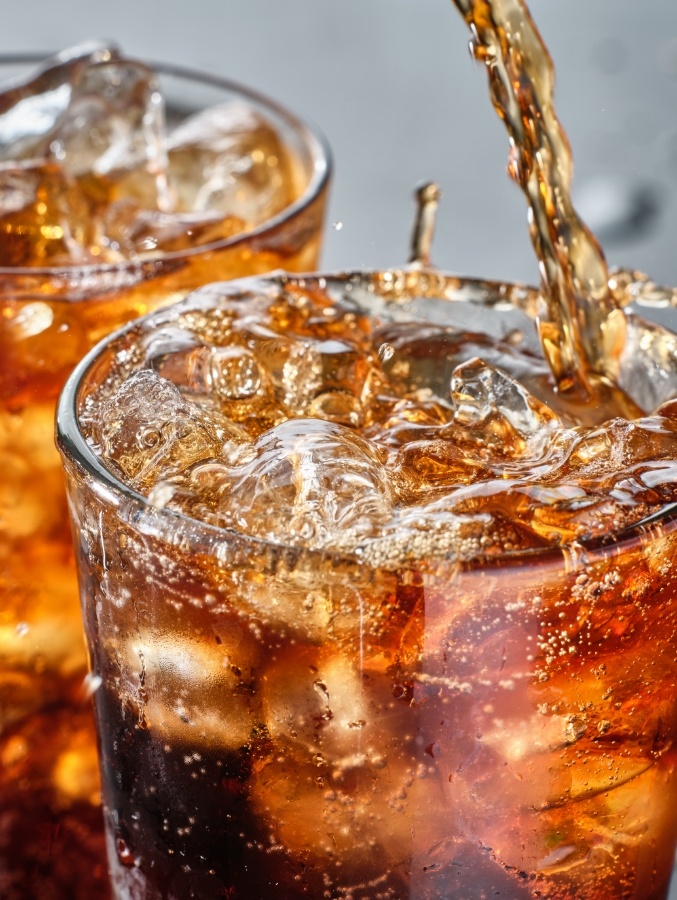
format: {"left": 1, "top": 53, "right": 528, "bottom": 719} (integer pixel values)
{"left": 0, "top": 50, "right": 328, "bottom": 900}
{"left": 449, "top": 0, "right": 633, "bottom": 417}
{"left": 59, "top": 265, "right": 677, "bottom": 899}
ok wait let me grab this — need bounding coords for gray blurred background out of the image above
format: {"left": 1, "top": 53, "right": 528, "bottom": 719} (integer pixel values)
{"left": 7, "top": 1, "right": 677, "bottom": 892}
{"left": 6, "top": 0, "right": 677, "bottom": 288}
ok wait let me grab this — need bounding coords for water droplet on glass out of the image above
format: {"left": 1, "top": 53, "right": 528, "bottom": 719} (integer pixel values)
{"left": 332, "top": 220, "right": 343, "bottom": 231}
{"left": 116, "top": 837, "right": 136, "bottom": 867}
{"left": 82, "top": 672, "right": 103, "bottom": 698}
{"left": 378, "top": 342, "right": 395, "bottom": 363}
{"left": 15, "top": 622, "right": 29, "bottom": 637}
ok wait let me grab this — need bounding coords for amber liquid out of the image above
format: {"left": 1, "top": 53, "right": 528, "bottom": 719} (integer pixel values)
{"left": 66, "top": 432, "right": 677, "bottom": 900}
{"left": 0, "top": 195, "right": 326, "bottom": 897}
{"left": 449, "top": 0, "right": 640, "bottom": 422}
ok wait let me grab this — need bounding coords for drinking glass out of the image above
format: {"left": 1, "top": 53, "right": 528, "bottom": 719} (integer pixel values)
{"left": 0, "top": 54, "right": 330, "bottom": 898}
{"left": 57, "top": 266, "right": 677, "bottom": 900}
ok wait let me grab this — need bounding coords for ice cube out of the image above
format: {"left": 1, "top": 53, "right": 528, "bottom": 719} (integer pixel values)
{"left": 0, "top": 161, "right": 95, "bottom": 265}
{"left": 50, "top": 58, "right": 170, "bottom": 211}
{"left": 394, "top": 438, "right": 492, "bottom": 498}
{"left": 3, "top": 300, "right": 88, "bottom": 403}
{"left": 93, "top": 369, "right": 248, "bottom": 490}
{"left": 0, "top": 41, "right": 118, "bottom": 161}
{"left": 241, "top": 331, "right": 373, "bottom": 420}
{"left": 167, "top": 100, "right": 295, "bottom": 224}
{"left": 617, "top": 314, "right": 677, "bottom": 412}
{"left": 0, "top": 447, "right": 70, "bottom": 540}
{"left": 144, "top": 326, "right": 212, "bottom": 395}
{"left": 249, "top": 743, "right": 448, "bottom": 891}
{"left": 311, "top": 339, "right": 371, "bottom": 394}
{"left": 219, "top": 418, "right": 393, "bottom": 550}
{"left": 115, "top": 628, "right": 258, "bottom": 749}
{"left": 226, "top": 556, "right": 401, "bottom": 648}
{"left": 145, "top": 327, "right": 267, "bottom": 415}
{"left": 450, "top": 742, "right": 668, "bottom": 883}
{"left": 0, "top": 611, "right": 85, "bottom": 682}
{"left": 375, "top": 322, "right": 551, "bottom": 407}
{"left": 209, "top": 345, "right": 265, "bottom": 401}
{"left": 450, "top": 358, "right": 560, "bottom": 456}
{"left": 100, "top": 199, "right": 246, "bottom": 259}
{"left": 307, "top": 391, "right": 364, "bottom": 428}
{"left": 262, "top": 647, "right": 408, "bottom": 767}
{"left": 303, "top": 338, "right": 374, "bottom": 427}
{"left": 366, "top": 397, "right": 454, "bottom": 448}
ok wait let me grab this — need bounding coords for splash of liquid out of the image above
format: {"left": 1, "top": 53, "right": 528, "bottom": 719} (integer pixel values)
{"left": 450, "top": 0, "right": 635, "bottom": 417}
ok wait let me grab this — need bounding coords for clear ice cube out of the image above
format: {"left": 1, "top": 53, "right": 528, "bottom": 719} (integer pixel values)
{"left": 93, "top": 369, "right": 248, "bottom": 489}
{"left": 450, "top": 357, "right": 560, "bottom": 454}
{"left": 0, "top": 41, "right": 118, "bottom": 161}
{"left": 249, "top": 732, "right": 448, "bottom": 889}
{"left": 50, "top": 58, "right": 170, "bottom": 211}
{"left": 167, "top": 100, "right": 294, "bottom": 225}
{"left": 220, "top": 418, "right": 393, "bottom": 549}
{"left": 618, "top": 313, "right": 677, "bottom": 412}
{"left": 0, "top": 160, "right": 95, "bottom": 265}
{"left": 375, "top": 322, "right": 551, "bottom": 407}
{"left": 101, "top": 199, "right": 246, "bottom": 258}
{"left": 262, "top": 647, "right": 410, "bottom": 768}
{"left": 117, "top": 629, "right": 258, "bottom": 749}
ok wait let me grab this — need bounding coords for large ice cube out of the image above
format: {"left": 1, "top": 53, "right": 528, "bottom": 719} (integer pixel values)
{"left": 219, "top": 418, "right": 393, "bottom": 550}
{"left": 375, "top": 322, "right": 551, "bottom": 407}
{"left": 0, "top": 41, "right": 118, "bottom": 161}
{"left": 101, "top": 199, "right": 246, "bottom": 259}
{"left": 450, "top": 357, "right": 560, "bottom": 456}
{"left": 92, "top": 369, "right": 248, "bottom": 490}
{"left": 144, "top": 326, "right": 273, "bottom": 438}
{"left": 0, "top": 161, "right": 95, "bottom": 265}
{"left": 237, "top": 327, "right": 374, "bottom": 422}
{"left": 115, "top": 628, "right": 258, "bottom": 750}
{"left": 50, "top": 58, "right": 170, "bottom": 211}
{"left": 167, "top": 100, "right": 295, "bottom": 225}
{"left": 249, "top": 744, "right": 449, "bottom": 891}
{"left": 262, "top": 647, "right": 409, "bottom": 768}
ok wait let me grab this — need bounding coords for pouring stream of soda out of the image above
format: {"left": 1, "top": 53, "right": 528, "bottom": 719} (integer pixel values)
{"left": 450, "top": 0, "right": 643, "bottom": 423}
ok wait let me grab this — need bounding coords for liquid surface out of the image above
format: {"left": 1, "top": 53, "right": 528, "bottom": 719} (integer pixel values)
{"left": 82, "top": 274, "right": 677, "bottom": 564}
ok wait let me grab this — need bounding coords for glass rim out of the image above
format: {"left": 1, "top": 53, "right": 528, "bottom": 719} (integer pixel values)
{"left": 0, "top": 53, "right": 332, "bottom": 277}
{"left": 56, "top": 266, "right": 677, "bottom": 573}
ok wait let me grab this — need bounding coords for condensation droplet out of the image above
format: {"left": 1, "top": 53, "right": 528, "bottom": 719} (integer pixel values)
{"left": 332, "top": 221, "right": 343, "bottom": 231}
{"left": 378, "top": 343, "right": 395, "bottom": 363}
{"left": 82, "top": 673, "right": 103, "bottom": 698}
{"left": 15, "top": 622, "right": 29, "bottom": 637}
{"left": 116, "top": 837, "right": 136, "bottom": 867}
